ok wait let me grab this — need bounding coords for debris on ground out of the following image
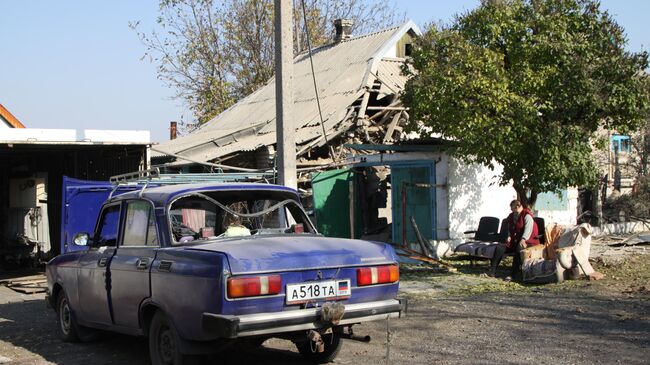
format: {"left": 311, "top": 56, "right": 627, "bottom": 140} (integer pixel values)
{"left": 395, "top": 246, "right": 457, "bottom": 272}
{"left": 589, "top": 233, "right": 648, "bottom": 264}
{"left": 608, "top": 233, "right": 650, "bottom": 247}
{"left": 0, "top": 274, "right": 47, "bottom": 294}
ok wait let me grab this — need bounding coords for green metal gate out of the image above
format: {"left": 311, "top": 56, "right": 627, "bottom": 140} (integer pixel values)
{"left": 391, "top": 163, "right": 436, "bottom": 245}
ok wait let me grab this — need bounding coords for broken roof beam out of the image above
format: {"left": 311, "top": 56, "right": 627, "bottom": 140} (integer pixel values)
{"left": 366, "top": 106, "right": 407, "bottom": 111}
{"left": 296, "top": 109, "right": 355, "bottom": 157}
{"left": 383, "top": 111, "right": 404, "bottom": 144}
{"left": 356, "top": 89, "right": 371, "bottom": 121}
{"left": 297, "top": 158, "right": 334, "bottom": 167}
{"left": 368, "top": 102, "right": 402, "bottom": 122}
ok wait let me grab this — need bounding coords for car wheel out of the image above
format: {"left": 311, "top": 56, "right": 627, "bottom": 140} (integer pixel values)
{"left": 56, "top": 291, "right": 80, "bottom": 342}
{"left": 149, "top": 311, "right": 195, "bottom": 365}
{"left": 296, "top": 332, "right": 342, "bottom": 364}
{"left": 56, "top": 291, "right": 100, "bottom": 343}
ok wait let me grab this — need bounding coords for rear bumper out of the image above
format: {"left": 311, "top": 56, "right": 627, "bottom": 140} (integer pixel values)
{"left": 202, "top": 299, "right": 404, "bottom": 338}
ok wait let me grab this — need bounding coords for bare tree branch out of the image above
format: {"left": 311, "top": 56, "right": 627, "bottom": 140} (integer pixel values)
{"left": 133, "top": 0, "right": 404, "bottom": 128}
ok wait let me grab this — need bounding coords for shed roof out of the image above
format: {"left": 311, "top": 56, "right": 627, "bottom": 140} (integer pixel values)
{"left": 154, "top": 21, "right": 420, "bottom": 164}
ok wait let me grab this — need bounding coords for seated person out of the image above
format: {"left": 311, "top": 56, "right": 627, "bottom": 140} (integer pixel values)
{"left": 222, "top": 214, "right": 251, "bottom": 237}
{"left": 489, "top": 199, "right": 540, "bottom": 280}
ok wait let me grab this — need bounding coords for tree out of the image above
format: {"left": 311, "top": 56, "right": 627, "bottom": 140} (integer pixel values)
{"left": 402, "top": 0, "right": 650, "bottom": 208}
{"left": 131, "top": 0, "right": 403, "bottom": 128}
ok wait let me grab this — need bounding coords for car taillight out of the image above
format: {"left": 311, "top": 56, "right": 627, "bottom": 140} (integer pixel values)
{"left": 356, "top": 265, "right": 399, "bottom": 286}
{"left": 227, "top": 275, "right": 282, "bottom": 298}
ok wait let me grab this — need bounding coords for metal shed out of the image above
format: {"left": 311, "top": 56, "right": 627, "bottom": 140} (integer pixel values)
{"left": 0, "top": 129, "right": 150, "bottom": 264}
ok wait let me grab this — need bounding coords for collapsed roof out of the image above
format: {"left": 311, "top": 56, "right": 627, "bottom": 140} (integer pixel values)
{"left": 154, "top": 21, "right": 421, "bottom": 168}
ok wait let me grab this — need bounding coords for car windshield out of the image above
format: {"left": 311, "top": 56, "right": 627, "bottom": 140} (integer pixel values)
{"left": 168, "top": 189, "right": 315, "bottom": 244}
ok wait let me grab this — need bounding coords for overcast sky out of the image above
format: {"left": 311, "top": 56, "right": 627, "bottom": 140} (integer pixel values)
{"left": 1, "top": 0, "right": 648, "bottom": 143}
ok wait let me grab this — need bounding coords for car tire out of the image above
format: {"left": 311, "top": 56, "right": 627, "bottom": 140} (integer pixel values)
{"left": 296, "top": 332, "right": 342, "bottom": 364}
{"left": 56, "top": 291, "right": 100, "bottom": 343}
{"left": 56, "top": 291, "right": 79, "bottom": 342}
{"left": 149, "top": 311, "right": 196, "bottom": 365}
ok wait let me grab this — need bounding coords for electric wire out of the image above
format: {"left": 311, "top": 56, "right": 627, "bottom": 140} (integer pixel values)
{"left": 300, "top": 0, "right": 337, "bottom": 165}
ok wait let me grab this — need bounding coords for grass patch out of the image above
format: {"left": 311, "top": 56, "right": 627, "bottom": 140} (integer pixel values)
{"left": 444, "top": 280, "right": 533, "bottom": 296}
{"left": 399, "top": 253, "right": 650, "bottom": 298}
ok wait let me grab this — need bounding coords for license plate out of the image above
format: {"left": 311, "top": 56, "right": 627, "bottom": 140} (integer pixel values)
{"left": 286, "top": 279, "right": 351, "bottom": 304}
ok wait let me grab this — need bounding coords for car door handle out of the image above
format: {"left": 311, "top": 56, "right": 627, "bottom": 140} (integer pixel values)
{"left": 136, "top": 258, "right": 150, "bottom": 270}
{"left": 98, "top": 257, "right": 108, "bottom": 267}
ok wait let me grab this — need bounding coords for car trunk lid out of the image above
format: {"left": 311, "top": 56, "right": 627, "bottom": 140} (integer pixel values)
{"left": 185, "top": 235, "right": 396, "bottom": 274}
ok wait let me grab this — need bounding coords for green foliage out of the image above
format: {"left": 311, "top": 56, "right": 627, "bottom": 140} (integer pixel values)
{"left": 403, "top": 0, "right": 650, "bottom": 207}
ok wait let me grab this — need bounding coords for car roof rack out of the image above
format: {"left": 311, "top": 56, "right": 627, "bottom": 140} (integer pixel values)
{"left": 110, "top": 168, "right": 275, "bottom": 185}
{"left": 110, "top": 168, "right": 161, "bottom": 185}
{"left": 108, "top": 168, "right": 276, "bottom": 198}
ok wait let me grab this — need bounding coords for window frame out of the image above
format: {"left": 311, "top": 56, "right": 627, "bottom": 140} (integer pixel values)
{"left": 92, "top": 202, "right": 123, "bottom": 248}
{"left": 166, "top": 189, "right": 316, "bottom": 245}
{"left": 611, "top": 134, "right": 632, "bottom": 154}
{"left": 119, "top": 198, "right": 160, "bottom": 248}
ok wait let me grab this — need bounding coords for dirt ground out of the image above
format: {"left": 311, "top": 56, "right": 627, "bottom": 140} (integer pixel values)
{"left": 0, "top": 235, "right": 648, "bottom": 364}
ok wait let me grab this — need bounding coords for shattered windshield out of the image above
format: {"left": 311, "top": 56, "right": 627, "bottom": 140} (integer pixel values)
{"left": 168, "top": 190, "right": 315, "bottom": 244}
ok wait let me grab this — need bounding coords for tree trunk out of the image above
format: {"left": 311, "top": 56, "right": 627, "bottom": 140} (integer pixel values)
{"left": 513, "top": 182, "right": 538, "bottom": 211}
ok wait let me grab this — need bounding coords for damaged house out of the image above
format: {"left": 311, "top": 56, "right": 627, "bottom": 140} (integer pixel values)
{"left": 153, "top": 20, "right": 577, "bottom": 248}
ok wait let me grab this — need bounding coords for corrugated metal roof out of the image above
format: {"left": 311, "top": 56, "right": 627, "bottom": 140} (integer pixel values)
{"left": 375, "top": 57, "right": 412, "bottom": 95}
{"left": 155, "top": 21, "right": 419, "bottom": 163}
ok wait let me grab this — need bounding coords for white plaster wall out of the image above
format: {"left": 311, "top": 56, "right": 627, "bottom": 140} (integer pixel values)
{"left": 348, "top": 151, "right": 580, "bottom": 247}
{"left": 446, "top": 158, "right": 516, "bottom": 240}
{"left": 0, "top": 120, "right": 10, "bottom": 129}
{"left": 434, "top": 154, "right": 450, "bottom": 239}
{"left": 384, "top": 44, "right": 397, "bottom": 58}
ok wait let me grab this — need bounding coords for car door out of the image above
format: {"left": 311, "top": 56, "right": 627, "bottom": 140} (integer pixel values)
{"left": 108, "top": 199, "right": 159, "bottom": 328}
{"left": 77, "top": 203, "right": 121, "bottom": 325}
{"left": 61, "top": 176, "right": 139, "bottom": 254}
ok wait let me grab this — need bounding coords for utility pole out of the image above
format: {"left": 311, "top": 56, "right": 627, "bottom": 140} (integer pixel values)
{"left": 274, "top": 0, "right": 296, "bottom": 189}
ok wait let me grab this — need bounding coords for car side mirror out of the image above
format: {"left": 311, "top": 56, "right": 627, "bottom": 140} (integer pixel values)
{"left": 73, "top": 232, "right": 90, "bottom": 246}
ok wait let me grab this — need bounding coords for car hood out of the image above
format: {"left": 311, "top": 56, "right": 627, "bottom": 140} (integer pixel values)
{"left": 185, "top": 235, "right": 397, "bottom": 274}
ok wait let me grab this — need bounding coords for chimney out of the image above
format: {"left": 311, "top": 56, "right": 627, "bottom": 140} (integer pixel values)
{"left": 334, "top": 19, "right": 353, "bottom": 42}
{"left": 170, "top": 121, "right": 177, "bottom": 140}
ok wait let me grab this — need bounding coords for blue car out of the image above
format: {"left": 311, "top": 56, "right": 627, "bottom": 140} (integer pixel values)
{"left": 46, "top": 177, "right": 403, "bottom": 365}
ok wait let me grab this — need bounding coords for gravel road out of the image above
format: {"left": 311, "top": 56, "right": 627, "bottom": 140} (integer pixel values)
{"left": 0, "top": 238, "right": 648, "bottom": 364}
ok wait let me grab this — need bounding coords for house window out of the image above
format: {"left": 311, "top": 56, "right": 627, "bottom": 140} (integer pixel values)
{"left": 405, "top": 43, "right": 413, "bottom": 57}
{"left": 611, "top": 134, "right": 631, "bottom": 153}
